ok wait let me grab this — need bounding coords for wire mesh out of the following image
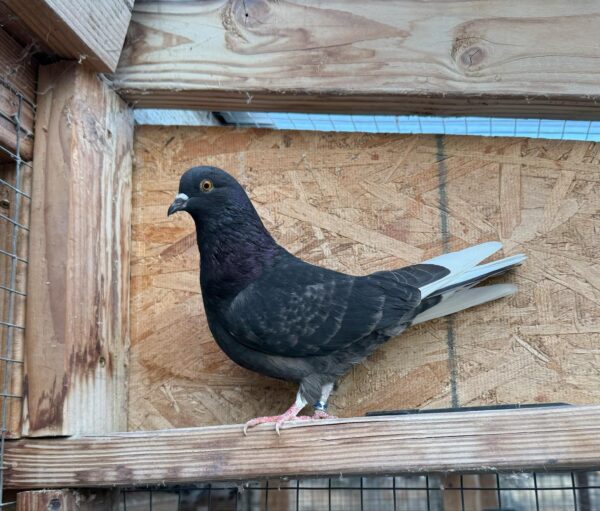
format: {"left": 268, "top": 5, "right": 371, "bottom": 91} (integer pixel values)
{"left": 134, "top": 109, "right": 600, "bottom": 142}
{"left": 0, "top": 76, "right": 34, "bottom": 508}
{"left": 216, "top": 112, "right": 600, "bottom": 142}
{"left": 119, "top": 471, "right": 600, "bottom": 511}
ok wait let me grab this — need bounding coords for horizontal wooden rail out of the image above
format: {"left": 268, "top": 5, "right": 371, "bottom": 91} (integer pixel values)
{"left": 5, "top": 405, "right": 600, "bottom": 489}
{"left": 112, "top": 1, "right": 600, "bottom": 118}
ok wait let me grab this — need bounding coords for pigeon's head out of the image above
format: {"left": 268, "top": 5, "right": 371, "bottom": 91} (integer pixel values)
{"left": 167, "top": 166, "right": 251, "bottom": 219}
{"left": 167, "top": 166, "right": 279, "bottom": 287}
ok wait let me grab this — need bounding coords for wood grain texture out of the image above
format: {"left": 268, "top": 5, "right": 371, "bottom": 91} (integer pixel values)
{"left": 4, "top": 0, "right": 134, "bottom": 73}
{"left": 0, "top": 4, "right": 54, "bottom": 56}
{"left": 17, "top": 490, "right": 77, "bottom": 511}
{"left": 22, "top": 62, "right": 133, "bottom": 437}
{"left": 443, "top": 474, "right": 499, "bottom": 511}
{"left": 131, "top": 127, "right": 600, "bottom": 431}
{"left": 113, "top": 0, "right": 600, "bottom": 118}
{"left": 16, "top": 490, "right": 119, "bottom": 511}
{"left": 5, "top": 405, "right": 600, "bottom": 488}
{"left": 0, "top": 26, "right": 36, "bottom": 160}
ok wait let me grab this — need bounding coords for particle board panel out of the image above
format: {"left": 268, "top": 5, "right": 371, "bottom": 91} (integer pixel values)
{"left": 130, "top": 127, "right": 600, "bottom": 430}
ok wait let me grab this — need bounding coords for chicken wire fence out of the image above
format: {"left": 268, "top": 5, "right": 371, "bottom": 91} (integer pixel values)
{"left": 121, "top": 472, "right": 600, "bottom": 511}
{"left": 0, "top": 77, "right": 33, "bottom": 508}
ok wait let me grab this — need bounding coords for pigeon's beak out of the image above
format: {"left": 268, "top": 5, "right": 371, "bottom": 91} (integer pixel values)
{"left": 167, "top": 193, "right": 189, "bottom": 216}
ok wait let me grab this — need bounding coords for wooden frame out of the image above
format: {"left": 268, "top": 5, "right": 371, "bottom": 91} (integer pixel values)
{"left": 112, "top": 1, "right": 600, "bottom": 119}
{"left": 5, "top": 405, "right": 600, "bottom": 488}
{"left": 22, "top": 61, "right": 132, "bottom": 437}
{"left": 1, "top": 0, "right": 600, "bottom": 499}
{"left": 3, "top": 0, "right": 134, "bottom": 73}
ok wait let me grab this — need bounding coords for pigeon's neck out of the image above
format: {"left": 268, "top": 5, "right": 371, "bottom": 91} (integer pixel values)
{"left": 192, "top": 205, "right": 281, "bottom": 301}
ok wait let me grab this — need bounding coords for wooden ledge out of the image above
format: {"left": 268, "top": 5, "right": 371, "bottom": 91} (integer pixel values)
{"left": 5, "top": 405, "right": 600, "bottom": 489}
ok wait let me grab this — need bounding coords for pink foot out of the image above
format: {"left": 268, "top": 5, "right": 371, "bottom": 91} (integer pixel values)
{"left": 243, "top": 404, "right": 311, "bottom": 435}
{"left": 312, "top": 410, "right": 337, "bottom": 420}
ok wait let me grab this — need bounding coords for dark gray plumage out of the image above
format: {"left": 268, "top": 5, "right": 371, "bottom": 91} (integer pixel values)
{"left": 168, "top": 166, "right": 526, "bottom": 432}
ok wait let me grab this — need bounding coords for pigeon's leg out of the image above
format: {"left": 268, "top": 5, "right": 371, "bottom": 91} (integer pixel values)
{"left": 243, "top": 391, "right": 312, "bottom": 436}
{"left": 312, "top": 382, "right": 337, "bottom": 420}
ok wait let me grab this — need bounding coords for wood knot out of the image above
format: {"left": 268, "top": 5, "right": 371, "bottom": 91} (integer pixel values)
{"left": 229, "top": 0, "right": 271, "bottom": 29}
{"left": 451, "top": 25, "right": 488, "bottom": 73}
{"left": 459, "top": 46, "right": 485, "bottom": 68}
{"left": 48, "top": 498, "right": 62, "bottom": 511}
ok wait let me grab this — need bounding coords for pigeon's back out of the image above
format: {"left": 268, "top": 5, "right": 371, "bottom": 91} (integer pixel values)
{"left": 221, "top": 252, "right": 442, "bottom": 359}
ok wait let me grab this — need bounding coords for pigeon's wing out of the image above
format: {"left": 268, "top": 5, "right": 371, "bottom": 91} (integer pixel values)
{"left": 225, "top": 258, "right": 447, "bottom": 358}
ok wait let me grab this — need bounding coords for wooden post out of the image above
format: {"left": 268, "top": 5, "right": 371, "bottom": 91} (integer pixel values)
{"left": 22, "top": 62, "right": 132, "bottom": 437}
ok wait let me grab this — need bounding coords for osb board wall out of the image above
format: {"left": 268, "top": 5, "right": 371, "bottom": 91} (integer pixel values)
{"left": 130, "top": 126, "right": 600, "bottom": 430}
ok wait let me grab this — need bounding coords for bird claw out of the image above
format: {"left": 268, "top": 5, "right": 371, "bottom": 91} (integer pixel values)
{"left": 312, "top": 410, "right": 337, "bottom": 420}
{"left": 243, "top": 413, "right": 312, "bottom": 436}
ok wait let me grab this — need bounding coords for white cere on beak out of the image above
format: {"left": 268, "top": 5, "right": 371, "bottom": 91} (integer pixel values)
{"left": 176, "top": 193, "right": 189, "bottom": 201}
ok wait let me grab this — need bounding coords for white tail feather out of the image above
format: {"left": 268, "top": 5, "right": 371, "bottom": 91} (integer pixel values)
{"left": 412, "top": 284, "right": 517, "bottom": 325}
{"left": 458, "top": 253, "right": 527, "bottom": 285}
{"left": 419, "top": 242, "right": 503, "bottom": 298}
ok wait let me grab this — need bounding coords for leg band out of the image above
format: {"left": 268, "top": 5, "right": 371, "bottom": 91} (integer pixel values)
{"left": 314, "top": 401, "right": 328, "bottom": 412}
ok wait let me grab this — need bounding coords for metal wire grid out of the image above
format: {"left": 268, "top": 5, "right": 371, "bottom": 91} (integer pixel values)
{"left": 215, "top": 112, "right": 600, "bottom": 142}
{"left": 120, "top": 471, "right": 600, "bottom": 511}
{"left": 0, "top": 76, "right": 34, "bottom": 508}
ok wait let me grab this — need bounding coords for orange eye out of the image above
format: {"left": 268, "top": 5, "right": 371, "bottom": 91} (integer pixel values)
{"left": 200, "top": 179, "right": 213, "bottom": 192}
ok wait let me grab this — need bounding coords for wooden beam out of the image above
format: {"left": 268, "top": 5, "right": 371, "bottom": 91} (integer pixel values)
{"left": 5, "top": 405, "right": 600, "bottom": 489}
{"left": 112, "top": 1, "right": 600, "bottom": 119}
{"left": 4, "top": 0, "right": 134, "bottom": 73}
{"left": 22, "top": 62, "right": 133, "bottom": 437}
{"left": 0, "top": 26, "right": 36, "bottom": 160}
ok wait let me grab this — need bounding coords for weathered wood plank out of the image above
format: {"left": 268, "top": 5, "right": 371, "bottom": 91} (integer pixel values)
{"left": 113, "top": 1, "right": 600, "bottom": 118}
{"left": 4, "top": 0, "right": 134, "bottom": 73}
{"left": 131, "top": 127, "right": 600, "bottom": 431}
{"left": 5, "top": 405, "right": 600, "bottom": 488}
{"left": 443, "top": 474, "right": 500, "bottom": 511}
{"left": 16, "top": 490, "right": 77, "bottom": 511}
{"left": 0, "top": 26, "right": 36, "bottom": 160}
{"left": 16, "top": 489, "right": 120, "bottom": 510}
{"left": 22, "top": 62, "right": 133, "bottom": 437}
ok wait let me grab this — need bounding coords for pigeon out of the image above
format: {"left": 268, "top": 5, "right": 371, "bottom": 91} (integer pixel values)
{"left": 167, "top": 166, "right": 526, "bottom": 434}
